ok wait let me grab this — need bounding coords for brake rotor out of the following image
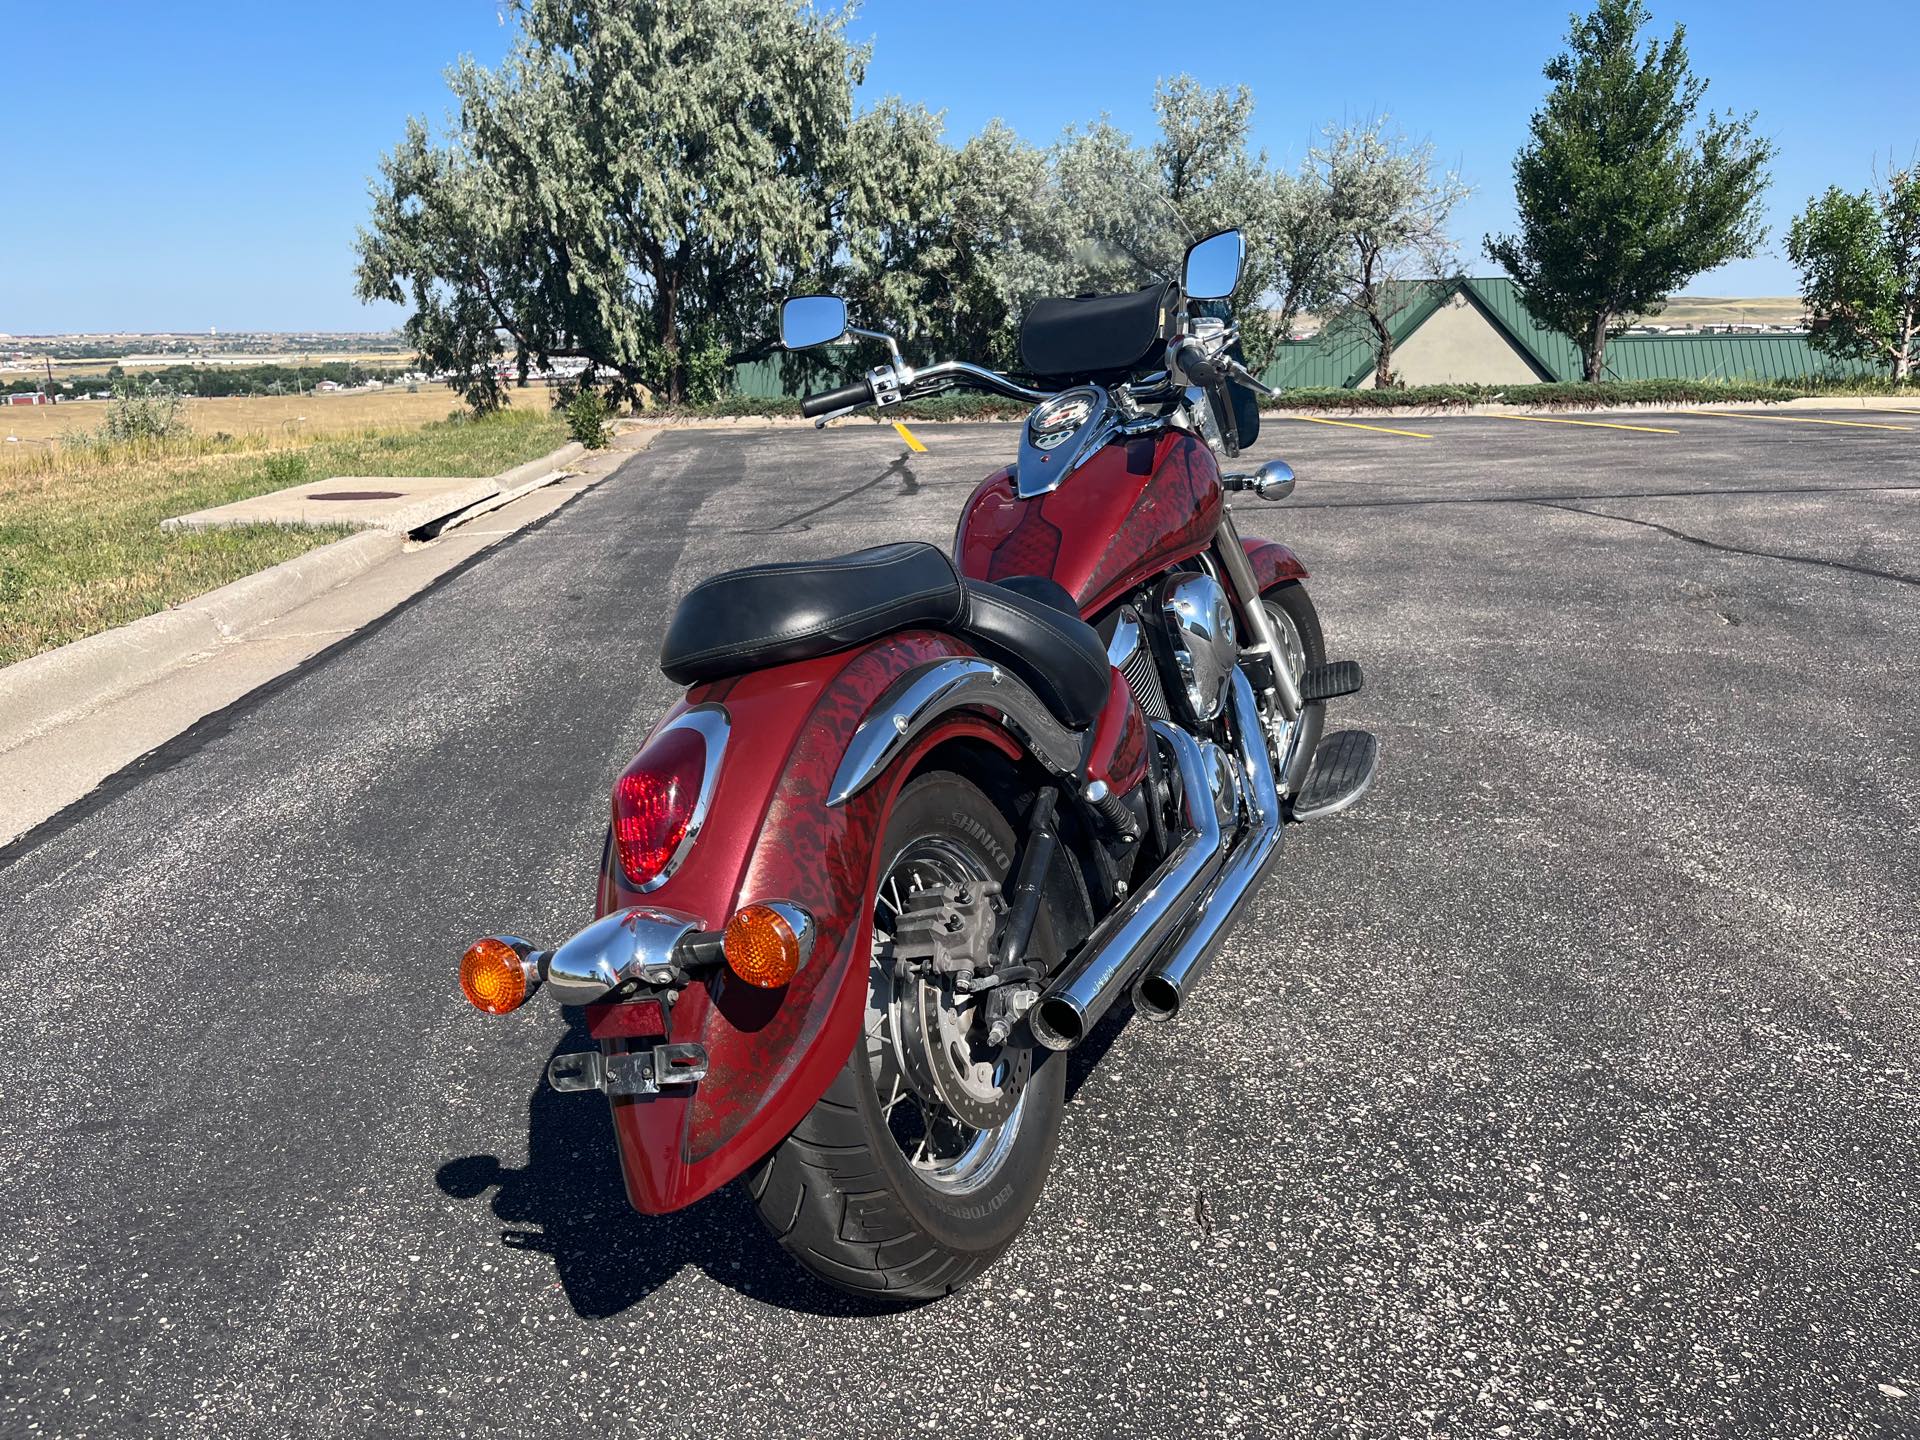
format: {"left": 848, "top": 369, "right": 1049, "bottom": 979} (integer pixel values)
{"left": 891, "top": 974, "right": 1027, "bottom": 1131}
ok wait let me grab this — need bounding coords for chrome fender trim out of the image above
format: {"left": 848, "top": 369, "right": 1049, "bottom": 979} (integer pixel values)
{"left": 827, "top": 657, "right": 1083, "bottom": 807}
{"left": 542, "top": 906, "right": 703, "bottom": 1005}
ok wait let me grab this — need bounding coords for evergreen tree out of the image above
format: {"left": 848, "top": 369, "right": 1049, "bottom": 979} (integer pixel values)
{"left": 1487, "top": 0, "right": 1774, "bottom": 381}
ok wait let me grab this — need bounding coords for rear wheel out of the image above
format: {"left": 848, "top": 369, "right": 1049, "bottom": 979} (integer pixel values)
{"left": 747, "top": 771, "right": 1065, "bottom": 1302}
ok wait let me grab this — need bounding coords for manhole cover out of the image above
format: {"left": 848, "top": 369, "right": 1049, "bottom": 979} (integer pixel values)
{"left": 307, "top": 490, "right": 403, "bottom": 501}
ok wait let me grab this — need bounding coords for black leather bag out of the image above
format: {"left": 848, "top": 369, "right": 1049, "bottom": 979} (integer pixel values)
{"left": 1018, "top": 282, "right": 1176, "bottom": 383}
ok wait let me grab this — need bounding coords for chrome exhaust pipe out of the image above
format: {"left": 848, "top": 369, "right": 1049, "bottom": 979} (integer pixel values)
{"left": 1028, "top": 723, "right": 1231, "bottom": 1051}
{"left": 1134, "top": 671, "right": 1284, "bottom": 1022}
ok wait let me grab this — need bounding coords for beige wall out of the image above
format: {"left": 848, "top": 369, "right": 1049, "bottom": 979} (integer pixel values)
{"left": 1356, "top": 291, "right": 1546, "bottom": 387}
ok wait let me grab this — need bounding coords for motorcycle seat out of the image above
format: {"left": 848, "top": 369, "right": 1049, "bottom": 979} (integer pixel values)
{"left": 659, "top": 542, "right": 1110, "bottom": 728}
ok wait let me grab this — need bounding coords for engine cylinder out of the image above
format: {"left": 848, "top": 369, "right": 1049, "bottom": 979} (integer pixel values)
{"left": 1157, "top": 573, "right": 1238, "bottom": 725}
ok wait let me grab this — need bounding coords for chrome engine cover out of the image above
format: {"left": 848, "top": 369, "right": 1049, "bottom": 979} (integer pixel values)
{"left": 1157, "top": 572, "right": 1239, "bottom": 725}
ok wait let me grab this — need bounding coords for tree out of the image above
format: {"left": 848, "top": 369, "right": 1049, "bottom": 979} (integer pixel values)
{"left": 1050, "top": 78, "right": 1328, "bottom": 373}
{"left": 785, "top": 108, "right": 1075, "bottom": 382}
{"left": 945, "top": 122, "right": 1075, "bottom": 371}
{"left": 1307, "top": 117, "right": 1470, "bottom": 388}
{"left": 1788, "top": 166, "right": 1920, "bottom": 383}
{"left": 1266, "top": 167, "right": 1344, "bottom": 350}
{"left": 354, "top": 0, "right": 864, "bottom": 409}
{"left": 1486, "top": 0, "right": 1775, "bottom": 382}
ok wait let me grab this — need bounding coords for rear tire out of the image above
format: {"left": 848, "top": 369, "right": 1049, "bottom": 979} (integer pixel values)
{"left": 747, "top": 771, "right": 1065, "bottom": 1302}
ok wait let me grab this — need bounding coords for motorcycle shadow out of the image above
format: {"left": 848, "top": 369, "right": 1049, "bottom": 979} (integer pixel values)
{"left": 437, "top": 1004, "right": 1134, "bottom": 1317}
{"left": 435, "top": 1019, "right": 898, "bottom": 1319}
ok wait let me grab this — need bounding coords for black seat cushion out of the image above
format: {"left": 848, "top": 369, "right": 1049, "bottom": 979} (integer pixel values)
{"left": 955, "top": 578, "right": 1108, "bottom": 728}
{"left": 660, "top": 543, "right": 1110, "bottom": 729}
{"left": 1019, "top": 283, "right": 1175, "bottom": 383}
{"left": 660, "top": 543, "right": 961, "bottom": 683}
{"left": 993, "top": 573, "right": 1080, "bottom": 616}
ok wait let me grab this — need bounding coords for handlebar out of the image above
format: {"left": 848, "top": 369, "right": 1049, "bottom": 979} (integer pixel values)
{"left": 800, "top": 377, "right": 874, "bottom": 418}
{"left": 1174, "top": 339, "right": 1221, "bottom": 388}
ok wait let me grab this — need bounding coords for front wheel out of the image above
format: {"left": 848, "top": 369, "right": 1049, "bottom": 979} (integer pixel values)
{"left": 747, "top": 771, "right": 1065, "bottom": 1302}
{"left": 1264, "top": 580, "right": 1326, "bottom": 793}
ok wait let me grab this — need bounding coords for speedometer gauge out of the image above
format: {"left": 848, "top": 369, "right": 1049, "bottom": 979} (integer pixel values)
{"left": 1027, "top": 388, "right": 1100, "bottom": 451}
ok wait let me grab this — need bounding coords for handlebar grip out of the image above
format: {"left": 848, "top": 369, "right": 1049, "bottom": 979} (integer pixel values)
{"left": 1177, "top": 341, "right": 1221, "bottom": 387}
{"left": 800, "top": 378, "right": 874, "bottom": 418}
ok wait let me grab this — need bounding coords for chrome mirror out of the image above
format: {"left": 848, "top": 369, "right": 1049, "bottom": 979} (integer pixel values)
{"left": 1251, "top": 459, "right": 1294, "bottom": 500}
{"left": 1182, "top": 230, "right": 1245, "bottom": 300}
{"left": 781, "top": 295, "right": 848, "bottom": 351}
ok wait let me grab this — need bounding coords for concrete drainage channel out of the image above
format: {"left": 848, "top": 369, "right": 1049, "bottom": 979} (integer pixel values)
{"left": 408, "top": 462, "right": 582, "bottom": 540}
{"left": 0, "top": 434, "right": 638, "bottom": 847}
{"left": 160, "top": 442, "right": 589, "bottom": 538}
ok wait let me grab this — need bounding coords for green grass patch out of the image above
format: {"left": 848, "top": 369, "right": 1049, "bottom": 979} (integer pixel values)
{"left": 1259, "top": 379, "right": 1816, "bottom": 410}
{"left": 0, "top": 409, "right": 568, "bottom": 666}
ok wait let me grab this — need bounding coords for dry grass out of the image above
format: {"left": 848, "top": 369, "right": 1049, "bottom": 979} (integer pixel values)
{"left": 0, "top": 385, "right": 470, "bottom": 456}
{"left": 0, "top": 408, "right": 569, "bottom": 666}
{"left": 1650, "top": 295, "right": 1805, "bottom": 327}
{"left": 8, "top": 351, "right": 413, "bottom": 382}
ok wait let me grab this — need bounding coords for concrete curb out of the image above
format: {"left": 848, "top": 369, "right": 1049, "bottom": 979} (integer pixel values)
{"left": 0, "top": 531, "right": 402, "bottom": 747}
{"left": 0, "top": 435, "right": 591, "bottom": 753}
{"left": 492, "top": 441, "right": 587, "bottom": 490}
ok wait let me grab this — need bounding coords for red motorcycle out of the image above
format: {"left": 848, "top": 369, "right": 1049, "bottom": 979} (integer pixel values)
{"left": 457, "top": 230, "right": 1377, "bottom": 1300}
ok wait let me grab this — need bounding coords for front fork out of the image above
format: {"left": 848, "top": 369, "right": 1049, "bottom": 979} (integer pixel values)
{"left": 1211, "top": 510, "right": 1311, "bottom": 797}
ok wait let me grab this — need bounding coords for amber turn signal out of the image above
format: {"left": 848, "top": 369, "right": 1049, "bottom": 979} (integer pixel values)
{"left": 459, "top": 936, "right": 538, "bottom": 1015}
{"left": 723, "top": 903, "right": 812, "bottom": 989}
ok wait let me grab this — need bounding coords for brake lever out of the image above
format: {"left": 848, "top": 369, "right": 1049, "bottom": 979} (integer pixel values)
{"left": 1225, "top": 355, "right": 1275, "bottom": 397}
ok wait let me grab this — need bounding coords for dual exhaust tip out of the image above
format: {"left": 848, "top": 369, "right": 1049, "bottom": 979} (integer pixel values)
{"left": 1028, "top": 671, "right": 1282, "bottom": 1051}
{"left": 1028, "top": 974, "right": 1181, "bottom": 1049}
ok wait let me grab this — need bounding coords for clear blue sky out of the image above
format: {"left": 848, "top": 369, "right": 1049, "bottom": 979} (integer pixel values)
{"left": 2, "top": 0, "right": 1913, "bottom": 333}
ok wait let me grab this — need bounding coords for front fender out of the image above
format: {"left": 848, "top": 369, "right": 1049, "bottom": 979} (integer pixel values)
{"left": 596, "top": 631, "right": 1024, "bottom": 1213}
{"left": 1241, "top": 535, "right": 1309, "bottom": 590}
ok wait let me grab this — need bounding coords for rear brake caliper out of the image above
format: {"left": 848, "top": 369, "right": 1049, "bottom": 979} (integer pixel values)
{"left": 886, "top": 882, "right": 1028, "bottom": 1130}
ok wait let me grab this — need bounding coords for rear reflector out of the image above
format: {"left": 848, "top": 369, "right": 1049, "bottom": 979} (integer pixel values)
{"left": 585, "top": 997, "right": 668, "bottom": 1040}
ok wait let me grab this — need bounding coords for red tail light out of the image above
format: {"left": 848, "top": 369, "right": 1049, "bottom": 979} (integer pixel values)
{"left": 613, "top": 722, "right": 709, "bottom": 887}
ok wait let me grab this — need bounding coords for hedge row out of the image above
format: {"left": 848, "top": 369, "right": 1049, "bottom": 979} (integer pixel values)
{"left": 647, "top": 375, "right": 1915, "bottom": 421}
{"left": 1263, "top": 379, "right": 1811, "bottom": 410}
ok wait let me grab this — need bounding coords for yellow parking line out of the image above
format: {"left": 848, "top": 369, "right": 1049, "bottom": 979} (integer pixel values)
{"left": 1691, "top": 410, "right": 1913, "bottom": 431}
{"left": 1491, "top": 413, "right": 1677, "bottom": 434}
{"left": 891, "top": 421, "right": 928, "bottom": 452}
{"left": 1289, "top": 415, "right": 1432, "bottom": 439}
{"left": 1860, "top": 407, "right": 1920, "bottom": 419}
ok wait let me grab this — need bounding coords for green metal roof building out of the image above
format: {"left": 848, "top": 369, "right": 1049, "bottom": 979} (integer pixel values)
{"left": 1261, "top": 277, "right": 1874, "bottom": 389}
{"left": 728, "top": 275, "right": 1871, "bottom": 398}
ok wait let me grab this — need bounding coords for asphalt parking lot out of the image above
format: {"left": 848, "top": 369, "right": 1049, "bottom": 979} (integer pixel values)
{"left": 2, "top": 408, "right": 1916, "bottom": 1437}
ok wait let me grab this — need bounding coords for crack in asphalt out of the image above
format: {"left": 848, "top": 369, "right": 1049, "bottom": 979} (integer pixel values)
{"left": 1522, "top": 499, "right": 1920, "bottom": 589}
{"left": 1283, "top": 481, "right": 1920, "bottom": 511}
{"left": 732, "top": 452, "right": 921, "bottom": 533}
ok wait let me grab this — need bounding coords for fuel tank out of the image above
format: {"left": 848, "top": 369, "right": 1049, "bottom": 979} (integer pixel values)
{"left": 954, "top": 430, "right": 1223, "bottom": 617}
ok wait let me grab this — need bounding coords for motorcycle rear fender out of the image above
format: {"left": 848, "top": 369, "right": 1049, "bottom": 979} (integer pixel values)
{"left": 595, "top": 630, "right": 1052, "bottom": 1214}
